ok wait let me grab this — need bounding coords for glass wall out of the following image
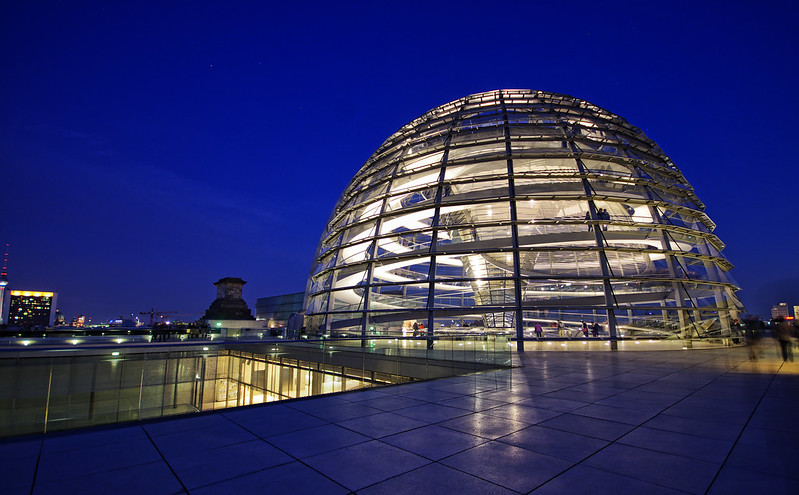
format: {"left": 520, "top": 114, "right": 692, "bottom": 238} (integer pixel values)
{"left": 305, "top": 90, "right": 743, "bottom": 345}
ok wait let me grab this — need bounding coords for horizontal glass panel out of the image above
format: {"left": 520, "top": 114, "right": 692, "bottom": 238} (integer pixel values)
{"left": 439, "top": 201, "right": 512, "bottom": 226}
{"left": 581, "top": 158, "right": 635, "bottom": 177}
{"left": 384, "top": 186, "right": 437, "bottom": 213}
{"left": 437, "top": 225, "right": 513, "bottom": 250}
{"left": 380, "top": 207, "right": 435, "bottom": 236}
{"left": 447, "top": 143, "right": 506, "bottom": 161}
{"left": 444, "top": 160, "right": 507, "bottom": 180}
{"left": 329, "top": 289, "right": 365, "bottom": 312}
{"left": 335, "top": 240, "right": 372, "bottom": 266}
{"left": 376, "top": 232, "right": 432, "bottom": 258}
{"left": 371, "top": 257, "right": 431, "bottom": 284}
{"left": 516, "top": 199, "right": 587, "bottom": 223}
{"left": 519, "top": 250, "right": 602, "bottom": 277}
{"left": 331, "top": 265, "right": 368, "bottom": 289}
{"left": 369, "top": 283, "right": 429, "bottom": 310}
{"left": 435, "top": 252, "right": 515, "bottom": 279}
{"left": 512, "top": 158, "right": 578, "bottom": 174}
{"left": 342, "top": 221, "right": 378, "bottom": 244}
{"left": 442, "top": 179, "right": 509, "bottom": 203}
{"left": 390, "top": 168, "right": 441, "bottom": 195}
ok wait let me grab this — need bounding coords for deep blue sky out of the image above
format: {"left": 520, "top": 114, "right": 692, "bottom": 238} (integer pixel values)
{"left": 2, "top": 1, "right": 797, "bottom": 322}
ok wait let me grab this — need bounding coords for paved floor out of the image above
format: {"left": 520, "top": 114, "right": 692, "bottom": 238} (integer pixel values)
{"left": 3, "top": 345, "right": 798, "bottom": 494}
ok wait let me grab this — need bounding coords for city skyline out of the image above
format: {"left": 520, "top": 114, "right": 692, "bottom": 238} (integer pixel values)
{"left": 2, "top": 2, "right": 797, "bottom": 322}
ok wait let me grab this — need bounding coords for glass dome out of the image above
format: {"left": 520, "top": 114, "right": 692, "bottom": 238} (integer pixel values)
{"left": 304, "top": 90, "right": 743, "bottom": 345}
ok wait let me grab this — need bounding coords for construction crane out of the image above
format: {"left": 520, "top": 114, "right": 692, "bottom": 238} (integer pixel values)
{"left": 139, "top": 309, "right": 179, "bottom": 327}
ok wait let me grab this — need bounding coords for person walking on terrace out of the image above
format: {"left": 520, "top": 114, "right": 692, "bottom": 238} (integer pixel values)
{"left": 774, "top": 318, "right": 794, "bottom": 362}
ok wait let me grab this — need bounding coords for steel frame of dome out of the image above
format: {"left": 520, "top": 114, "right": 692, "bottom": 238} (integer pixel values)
{"left": 304, "top": 90, "right": 743, "bottom": 350}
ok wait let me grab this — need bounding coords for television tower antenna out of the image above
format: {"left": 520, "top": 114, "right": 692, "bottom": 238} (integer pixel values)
{"left": 0, "top": 243, "right": 9, "bottom": 324}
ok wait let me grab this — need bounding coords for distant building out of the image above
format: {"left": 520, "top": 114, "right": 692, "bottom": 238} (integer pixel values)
{"left": 202, "top": 277, "right": 263, "bottom": 334}
{"left": 771, "top": 302, "right": 790, "bottom": 319}
{"left": 256, "top": 292, "right": 304, "bottom": 328}
{"left": 4, "top": 290, "right": 58, "bottom": 327}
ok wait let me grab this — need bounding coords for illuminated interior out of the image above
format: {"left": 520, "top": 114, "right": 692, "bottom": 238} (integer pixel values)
{"left": 304, "top": 90, "right": 743, "bottom": 342}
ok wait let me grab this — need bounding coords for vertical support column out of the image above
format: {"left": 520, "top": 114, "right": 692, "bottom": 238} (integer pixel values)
{"left": 426, "top": 109, "right": 459, "bottom": 350}
{"left": 696, "top": 241, "right": 734, "bottom": 337}
{"left": 498, "top": 91, "right": 525, "bottom": 352}
{"left": 648, "top": 205, "right": 689, "bottom": 337}
{"left": 360, "top": 248, "right": 375, "bottom": 347}
{"left": 574, "top": 157, "right": 619, "bottom": 350}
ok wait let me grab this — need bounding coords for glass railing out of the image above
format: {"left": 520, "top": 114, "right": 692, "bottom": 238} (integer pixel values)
{"left": 0, "top": 336, "right": 512, "bottom": 437}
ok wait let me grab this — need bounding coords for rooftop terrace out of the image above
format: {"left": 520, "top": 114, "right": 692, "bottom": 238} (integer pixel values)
{"left": 2, "top": 344, "right": 797, "bottom": 494}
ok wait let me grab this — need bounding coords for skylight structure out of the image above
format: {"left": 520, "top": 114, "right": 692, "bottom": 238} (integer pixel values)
{"left": 304, "top": 90, "right": 742, "bottom": 348}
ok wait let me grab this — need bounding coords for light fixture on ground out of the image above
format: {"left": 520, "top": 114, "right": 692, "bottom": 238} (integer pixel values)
{"left": 304, "top": 90, "right": 743, "bottom": 349}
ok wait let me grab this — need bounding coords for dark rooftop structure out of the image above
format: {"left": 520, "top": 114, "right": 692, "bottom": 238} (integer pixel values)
{"left": 202, "top": 277, "right": 255, "bottom": 321}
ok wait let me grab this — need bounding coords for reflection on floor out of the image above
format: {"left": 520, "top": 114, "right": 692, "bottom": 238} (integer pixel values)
{"left": 3, "top": 344, "right": 798, "bottom": 494}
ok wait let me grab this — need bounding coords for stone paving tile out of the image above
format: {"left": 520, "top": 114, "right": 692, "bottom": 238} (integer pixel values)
{"left": 662, "top": 401, "right": 753, "bottom": 425}
{"left": 499, "top": 425, "right": 609, "bottom": 462}
{"left": 481, "top": 403, "right": 563, "bottom": 425}
{"left": 591, "top": 394, "right": 672, "bottom": 413}
{"left": 222, "top": 406, "right": 328, "bottom": 438}
{"left": 724, "top": 426, "right": 799, "bottom": 480}
{"left": 356, "top": 395, "right": 427, "bottom": 412}
{"left": 33, "top": 460, "right": 184, "bottom": 495}
{"left": 395, "top": 388, "right": 463, "bottom": 403}
{"left": 168, "top": 439, "right": 292, "bottom": 489}
{"left": 143, "top": 413, "right": 232, "bottom": 437}
{"left": 516, "top": 395, "right": 589, "bottom": 412}
{"left": 539, "top": 412, "right": 636, "bottom": 441}
{"left": 42, "top": 425, "right": 147, "bottom": 454}
{"left": 337, "top": 411, "right": 427, "bottom": 438}
{"left": 617, "top": 426, "right": 734, "bottom": 463}
{"left": 381, "top": 424, "right": 487, "bottom": 460}
{"left": 642, "top": 413, "right": 743, "bottom": 442}
{"left": 708, "top": 465, "right": 799, "bottom": 495}
{"left": 532, "top": 464, "right": 685, "bottom": 495}
{"left": 283, "top": 395, "right": 353, "bottom": 414}
{"left": 220, "top": 403, "right": 302, "bottom": 423}
{"left": 429, "top": 381, "right": 495, "bottom": 395}
{"left": 583, "top": 443, "right": 720, "bottom": 494}
{"left": 571, "top": 402, "right": 659, "bottom": 425}
{"left": 474, "top": 389, "right": 536, "bottom": 403}
{"left": 439, "top": 411, "right": 530, "bottom": 439}
{"left": 1, "top": 453, "right": 38, "bottom": 494}
{"left": 304, "top": 440, "right": 429, "bottom": 491}
{"left": 392, "top": 402, "right": 471, "bottom": 423}
{"left": 265, "top": 423, "right": 370, "bottom": 458}
{"left": 441, "top": 440, "right": 572, "bottom": 493}
{"left": 437, "top": 395, "right": 507, "bottom": 412}
{"left": 297, "top": 401, "right": 384, "bottom": 422}
{"left": 339, "top": 388, "right": 397, "bottom": 402}
{"left": 0, "top": 436, "right": 42, "bottom": 458}
{"left": 609, "top": 388, "right": 687, "bottom": 407}
{"left": 566, "top": 383, "right": 628, "bottom": 396}
{"left": 359, "top": 462, "right": 515, "bottom": 494}
{"left": 35, "top": 437, "right": 162, "bottom": 484}
{"left": 0, "top": 435, "right": 42, "bottom": 492}
{"left": 149, "top": 422, "right": 257, "bottom": 459}
{"left": 191, "top": 460, "right": 349, "bottom": 495}
{"left": 747, "top": 404, "right": 799, "bottom": 434}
